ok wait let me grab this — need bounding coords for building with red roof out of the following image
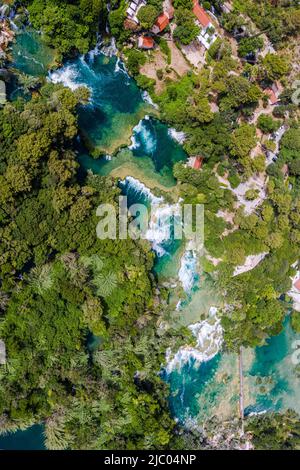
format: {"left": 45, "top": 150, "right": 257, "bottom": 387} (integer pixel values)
{"left": 193, "top": 0, "right": 211, "bottom": 28}
{"left": 294, "top": 278, "right": 300, "bottom": 292}
{"left": 193, "top": 156, "right": 204, "bottom": 170}
{"left": 152, "top": 12, "right": 170, "bottom": 34}
{"left": 138, "top": 36, "right": 154, "bottom": 49}
{"left": 187, "top": 155, "right": 204, "bottom": 170}
{"left": 264, "top": 88, "right": 278, "bottom": 105}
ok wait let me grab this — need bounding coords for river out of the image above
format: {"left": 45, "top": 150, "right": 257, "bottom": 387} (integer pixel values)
{"left": 0, "top": 29, "right": 299, "bottom": 450}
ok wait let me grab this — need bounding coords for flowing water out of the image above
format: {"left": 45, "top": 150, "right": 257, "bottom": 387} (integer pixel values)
{"left": 49, "top": 51, "right": 150, "bottom": 155}
{"left": 1, "top": 30, "right": 299, "bottom": 449}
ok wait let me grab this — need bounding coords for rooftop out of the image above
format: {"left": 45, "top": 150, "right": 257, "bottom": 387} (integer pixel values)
{"left": 193, "top": 0, "right": 211, "bottom": 28}
{"left": 294, "top": 278, "right": 300, "bottom": 292}
{"left": 264, "top": 88, "right": 278, "bottom": 105}
{"left": 155, "top": 13, "right": 170, "bottom": 32}
{"left": 138, "top": 36, "right": 155, "bottom": 49}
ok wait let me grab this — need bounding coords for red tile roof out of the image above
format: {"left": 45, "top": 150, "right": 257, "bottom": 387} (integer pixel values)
{"left": 265, "top": 88, "right": 278, "bottom": 105}
{"left": 294, "top": 278, "right": 300, "bottom": 291}
{"left": 139, "top": 36, "right": 154, "bottom": 49}
{"left": 193, "top": 156, "right": 203, "bottom": 170}
{"left": 193, "top": 1, "right": 211, "bottom": 28}
{"left": 155, "top": 13, "right": 169, "bottom": 32}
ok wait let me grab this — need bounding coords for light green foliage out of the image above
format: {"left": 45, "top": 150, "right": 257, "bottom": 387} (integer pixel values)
{"left": 137, "top": 5, "right": 159, "bottom": 29}
{"left": 238, "top": 36, "right": 264, "bottom": 57}
{"left": 173, "top": 8, "right": 200, "bottom": 45}
{"left": 229, "top": 124, "right": 257, "bottom": 161}
{"left": 291, "top": 311, "right": 300, "bottom": 334}
{"left": 261, "top": 53, "right": 289, "bottom": 82}
{"left": 234, "top": 0, "right": 300, "bottom": 45}
{"left": 0, "top": 84, "right": 177, "bottom": 449}
{"left": 257, "top": 114, "right": 280, "bottom": 134}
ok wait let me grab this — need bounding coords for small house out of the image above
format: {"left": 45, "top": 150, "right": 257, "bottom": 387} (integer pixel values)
{"left": 152, "top": 12, "right": 170, "bottom": 34}
{"left": 138, "top": 36, "right": 154, "bottom": 49}
{"left": 187, "top": 155, "right": 204, "bottom": 170}
{"left": 193, "top": 0, "right": 211, "bottom": 28}
{"left": 294, "top": 278, "right": 300, "bottom": 292}
{"left": 126, "top": 0, "right": 147, "bottom": 24}
{"left": 192, "top": 1, "right": 218, "bottom": 49}
{"left": 264, "top": 88, "right": 278, "bottom": 105}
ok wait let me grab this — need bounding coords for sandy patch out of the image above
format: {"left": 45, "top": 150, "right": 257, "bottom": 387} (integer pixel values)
{"left": 140, "top": 40, "right": 190, "bottom": 94}
{"left": 169, "top": 40, "right": 191, "bottom": 74}
{"left": 110, "top": 162, "right": 176, "bottom": 195}
{"left": 180, "top": 40, "right": 205, "bottom": 69}
{"left": 233, "top": 252, "right": 268, "bottom": 277}
{"left": 140, "top": 49, "right": 169, "bottom": 94}
{"left": 216, "top": 172, "right": 267, "bottom": 216}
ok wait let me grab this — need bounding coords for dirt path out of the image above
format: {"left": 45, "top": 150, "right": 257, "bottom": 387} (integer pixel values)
{"left": 140, "top": 40, "right": 191, "bottom": 94}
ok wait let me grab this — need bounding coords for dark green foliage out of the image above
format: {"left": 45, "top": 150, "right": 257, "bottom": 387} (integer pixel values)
{"left": 0, "top": 85, "right": 176, "bottom": 449}
{"left": 25, "top": 0, "right": 107, "bottom": 58}
{"left": 125, "top": 49, "right": 147, "bottom": 76}
{"left": 246, "top": 410, "right": 300, "bottom": 450}
{"left": 137, "top": 5, "right": 159, "bottom": 29}
{"left": 238, "top": 36, "right": 264, "bottom": 57}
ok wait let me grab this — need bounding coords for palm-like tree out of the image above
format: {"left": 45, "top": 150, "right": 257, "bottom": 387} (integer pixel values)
{"left": 29, "top": 264, "right": 53, "bottom": 294}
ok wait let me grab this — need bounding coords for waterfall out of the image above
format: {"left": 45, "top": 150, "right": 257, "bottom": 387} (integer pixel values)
{"left": 142, "top": 90, "right": 159, "bottom": 109}
{"left": 128, "top": 116, "right": 157, "bottom": 154}
{"left": 165, "top": 307, "right": 223, "bottom": 373}
{"left": 49, "top": 64, "right": 82, "bottom": 91}
{"left": 168, "top": 127, "right": 186, "bottom": 144}
{"left": 178, "top": 250, "right": 199, "bottom": 293}
{"left": 119, "top": 176, "right": 181, "bottom": 257}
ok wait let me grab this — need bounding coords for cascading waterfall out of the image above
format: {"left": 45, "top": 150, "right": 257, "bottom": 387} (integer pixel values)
{"left": 178, "top": 250, "right": 199, "bottom": 293}
{"left": 119, "top": 176, "right": 181, "bottom": 257}
{"left": 142, "top": 90, "right": 159, "bottom": 109}
{"left": 165, "top": 307, "right": 223, "bottom": 373}
{"left": 49, "top": 64, "right": 83, "bottom": 91}
{"left": 129, "top": 116, "right": 157, "bottom": 154}
{"left": 168, "top": 128, "right": 186, "bottom": 144}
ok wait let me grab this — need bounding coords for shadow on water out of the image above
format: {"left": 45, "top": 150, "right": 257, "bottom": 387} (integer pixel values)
{"left": 0, "top": 425, "right": 45, "bottom": 450}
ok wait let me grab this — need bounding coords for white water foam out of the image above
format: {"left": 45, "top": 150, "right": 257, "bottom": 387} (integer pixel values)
{"left": 101, "top": 37, "right": 118, "bottom": 57}
{"left": 120, "top": 176, "right": 163, "bottom": 205}
{"left": 166, "top": 307, "right": 223, "bottom": 373}
{"left": 120, "top": 176, "right": 181, "bottom": 257}
{"left": 114, "top": 57, "right": 130, "bottom": 83}
{"left": 146, "top": 202, "right": 181, "bottom": 257}
{"left": 128, "top": 116, "right": 157, "bottom": 155}
{"left": 168, "top": 128, "right": 186, "bottom": 144}
{"left": 178, "top": 250, "right": 199, "bottom": 293}
{"left": 142, "top": 90, "right": 159, "bottom": 109}
{"left": 49, "top": 65, "right": 82, "bottom": 91}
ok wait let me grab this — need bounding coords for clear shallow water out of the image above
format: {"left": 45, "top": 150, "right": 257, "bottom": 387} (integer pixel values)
{"left": 11, "top": 30, "right": 55, "bottom": 77}
{"left": 166, "top": 317, "right": 300, "bottom": 425}
{"left": 244, "top": 317, "right": 300, "bottom": 416}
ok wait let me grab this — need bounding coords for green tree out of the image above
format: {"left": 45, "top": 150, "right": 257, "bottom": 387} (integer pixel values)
{"left": 137, "top": 5, "right": 159, "bottom": 29}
